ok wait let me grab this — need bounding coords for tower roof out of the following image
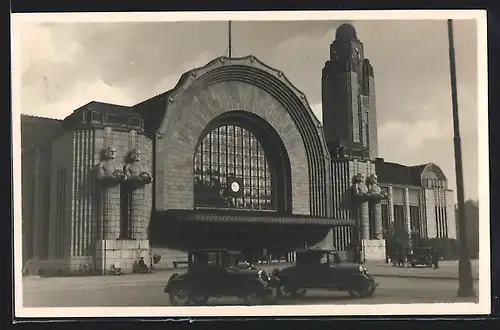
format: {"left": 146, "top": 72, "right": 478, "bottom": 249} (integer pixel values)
{"left": 335, "top": 23, "right": 358, "bottom": 41}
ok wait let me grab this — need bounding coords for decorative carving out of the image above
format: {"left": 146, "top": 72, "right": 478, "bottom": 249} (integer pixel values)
{"left": 366, "top": 174, "right": 387, "bottom": 201}
{"left": 124, "top": 149, "right": 153, "bottom": 187}
{"left": 96, "top": 146, "right": 126, "bottom": 184}
{"left": 351, "top": 173, "right": 369, "bottom": 202}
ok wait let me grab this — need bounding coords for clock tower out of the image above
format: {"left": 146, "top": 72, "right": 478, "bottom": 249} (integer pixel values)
{"left": 322, "top": 23, "right": 379, "bottom": 160}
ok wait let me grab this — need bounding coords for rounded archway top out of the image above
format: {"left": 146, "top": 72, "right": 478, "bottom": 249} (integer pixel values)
{"left": 421, "top": 162, "right": 447, "bottom": 182}
{"left": 168, "top": 55, "right": 322, "bottom": 128}
{"left": 335, "top": 23, "right": 358, "bottom": 41}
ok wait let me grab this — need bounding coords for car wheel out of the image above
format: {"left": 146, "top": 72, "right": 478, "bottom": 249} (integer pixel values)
{"left": 168, "top": 283, "right": 191, "bottom": 306}
{"left": 242, "top": 291, "right": 265, "bottom": 306}
{"left": 263, "top": 284, "right": 281, "bottom": 304}
{"left": 292, "top": 289, "right": 307, "bottom": 298}
{"left": 366, "top": 283, "right": 376, "bottom": 297}
{"left": 279, "top": 279, "right": 305, "bottom": 299}
{"left": 353, "top": 281, "right": 372, "bottom": 298}
{"left": 190, "top": 295, "right": 209, "bottom": 305}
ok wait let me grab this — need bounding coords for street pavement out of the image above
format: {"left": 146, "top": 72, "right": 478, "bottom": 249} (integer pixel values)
{"left": 22, "top": 261, "right": 479, "bottom": 308}
{"left": 355, "top": 260, "right": 479, "bottom": 280}
{"left": 253, "top": 259, "right": 479, "bottom": 280}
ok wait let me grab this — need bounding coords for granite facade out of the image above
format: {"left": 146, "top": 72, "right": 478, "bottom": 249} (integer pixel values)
{"left": 20, "top": 25, "right": 460, "bottom": 271}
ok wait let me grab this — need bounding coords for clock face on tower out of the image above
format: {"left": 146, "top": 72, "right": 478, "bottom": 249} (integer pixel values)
{"left": 230, "top": 181, "right": 240, "bottom": 193}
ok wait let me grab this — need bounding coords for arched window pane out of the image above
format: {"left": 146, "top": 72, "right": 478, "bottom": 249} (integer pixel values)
{"left": 194, "top": 125, "right": 274, "bottom": 211}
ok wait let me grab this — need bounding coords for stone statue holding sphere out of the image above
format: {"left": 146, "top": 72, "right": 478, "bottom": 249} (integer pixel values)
{"left": 367, "top": 173, "right": 386, "bottom": 200}
{"left": 351, "top": 173, "right": 369, "bottom": 200}
{"left": 124, "top": 149, "right": 153, "bottom": 187}
{"left": 97, "top": 145, "right": 126, "bottom": 183}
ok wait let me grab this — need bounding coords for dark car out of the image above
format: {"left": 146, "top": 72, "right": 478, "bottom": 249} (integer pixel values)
{"left": 164, "top": 249, "right": 280, "bottom": 306}
{"left": 275, "top": 248, "right": 378, "bottom": 299}
{"left": 407, "top": 247, "right": 433, "bottom": 268}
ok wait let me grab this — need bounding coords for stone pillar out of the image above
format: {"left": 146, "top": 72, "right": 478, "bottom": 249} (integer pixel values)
{"left": 32, "top": 147, "right": 42, "bottom": 259}
{"left": 124, "top": 147, "right": 153, "bottom": 241}
{"left": 374, "top": 202, "right": 384, "bottom": 239}
{"left": 403, "top": 188, "right": 412, "bottom": 246}
{"left": 101, "top": 184, "right": 121, "bottom": 239}
{"left": 359, "top": 201, "right": 370, "bottom": 240}
{"left": 131, "top": 188, "right": 147, "bottom": 240}
{"left": 388, "top": 186, "right": 395, "bottom": 224}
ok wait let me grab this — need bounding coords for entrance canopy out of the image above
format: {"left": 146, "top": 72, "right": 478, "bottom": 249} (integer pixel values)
{"left": 156, "top": 209, "right": 354, "bottom": 227}
{"left": 149, "top": 210, "right": 354, "bottom": 251}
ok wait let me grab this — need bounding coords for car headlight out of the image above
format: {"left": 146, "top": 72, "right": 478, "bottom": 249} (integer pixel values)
{"left": 258, "top": 269, "right": 269, "bottom": 281}
{"left": 358, "top": 265, "right": 366, "bottom": 273}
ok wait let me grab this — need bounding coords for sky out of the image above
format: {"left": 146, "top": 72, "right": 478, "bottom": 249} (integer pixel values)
{"left": 16, "top": 18, "right": 480, "bottom": 200}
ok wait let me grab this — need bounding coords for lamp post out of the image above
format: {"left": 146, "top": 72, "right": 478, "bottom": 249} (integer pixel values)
{"left": 447, "top": 19, "right": 476, "bottom": 297}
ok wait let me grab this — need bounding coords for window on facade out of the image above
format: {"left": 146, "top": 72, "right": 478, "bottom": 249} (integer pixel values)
{"left": 409, "top": 206, "right": 420, "bottom": 245}
{"left": 193, "top": 125, "right": 274, "bottom": 211}
{"left": 56, "top": 169, "right": 66, "bottom": 259}
{"left": 381, "top": 203, "right": 389, "bottom": 237}
{"left": 393, "top": 205, "right": 405, "bottom": 230}
{"left": 42, "top": 177, "right": 51, "bottom": 258}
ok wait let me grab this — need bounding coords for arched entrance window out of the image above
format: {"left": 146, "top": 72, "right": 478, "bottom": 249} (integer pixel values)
{"left": 194, "top": 125, "right": 274, "bottom": 211}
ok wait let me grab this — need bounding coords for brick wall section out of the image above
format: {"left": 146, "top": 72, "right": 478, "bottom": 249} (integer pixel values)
{"left": 48, "top": 131, "right": 74, "bottom": 259}
{"left": 156, "top": 81, "right": 311, "bottom": 215}
{"left": 21, "top": 116, "right": 62, "bottom": 264}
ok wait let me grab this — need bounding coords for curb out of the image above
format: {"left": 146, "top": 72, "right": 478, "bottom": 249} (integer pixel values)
{"left": 372, "top": 274, "right": 479, "bottom": 281}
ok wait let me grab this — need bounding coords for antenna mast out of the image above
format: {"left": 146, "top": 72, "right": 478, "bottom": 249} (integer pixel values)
{"left": 228, "top": 20, "right": 232, "bottom": 58}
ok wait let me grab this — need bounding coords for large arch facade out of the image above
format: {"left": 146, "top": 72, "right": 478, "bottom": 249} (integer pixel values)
{"left": 154, "top": 56, "right": 332, "bottom": 217}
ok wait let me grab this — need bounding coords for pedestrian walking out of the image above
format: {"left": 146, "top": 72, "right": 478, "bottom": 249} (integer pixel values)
{"left": 431, "top": 248, "right": 439, "bottom": 269}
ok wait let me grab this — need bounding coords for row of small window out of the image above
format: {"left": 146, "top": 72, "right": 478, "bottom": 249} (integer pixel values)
{"left": 194, "top": 178, "right": 271, "bottom": 196}
{"left": 202, "top": 133, "right": 260, "bottom": 144}
{"left": 424, "top": 179, "right": 444, "bottom": 188}
{"left": 195, "top": 161, "right": 267, "bottom": 172}
{"left": 194, "top": 167, "right": 269, "bottom": 177}
{"left": 194, "top": 161, "right": 268, "bottom": 169}
{"left": 198, "top": 146, "right": 265, "bottom": 157}
{"left": 209, "top": 125, "right": 255, "bottom": 136}
{"left": 195, "top": 175, "right": 271, "bottom": 186}
{"left": 195, "top": 154, "right": 267, "bottom": 164}
{"left": 195, "top": 190, "right": 273, "bottom": 201}
{"left": 194, "top": 197, "right": 274, "bottom": 210}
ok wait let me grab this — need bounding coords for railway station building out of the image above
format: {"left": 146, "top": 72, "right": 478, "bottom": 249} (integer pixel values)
{"left": 20, "top": 24, "right": 457, "bottom": 274}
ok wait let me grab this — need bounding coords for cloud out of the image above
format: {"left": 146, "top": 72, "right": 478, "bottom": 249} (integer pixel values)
{"left": 19, "top": 24, "right": 81, "bottom": 73}
{"left": 378, "top": 119, "right": 449, "bottom": 150}
{"left": 21, "top": 79, "right": 136, "bottom": 119}
{"left": 150, "top": 51, "right": 217, "bottom": 97}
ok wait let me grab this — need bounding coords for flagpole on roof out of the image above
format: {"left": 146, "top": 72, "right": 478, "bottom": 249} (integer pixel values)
{"left": 447, "top": 19, "right": 476, "bottom": 298}
{"left": 228, "top": 21, "right": 232, "bottom": 58}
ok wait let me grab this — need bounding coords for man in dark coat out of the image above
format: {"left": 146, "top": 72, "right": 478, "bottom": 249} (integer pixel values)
{"left": 431, "top": 248, "right": 439, "bottom": 269}
{"left": 355, "top": 246, "right": 362, "bottom": 264}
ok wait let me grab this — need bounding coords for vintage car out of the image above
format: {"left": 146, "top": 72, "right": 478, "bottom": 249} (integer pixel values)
{"left": 164, "top": 248, "right": 280, "bottom": 306}
{"left": 406, "top": 247, "right": 434, "bottom": 268}
{"left": 274, "top": 248, "right": 378, "bottom": 299}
